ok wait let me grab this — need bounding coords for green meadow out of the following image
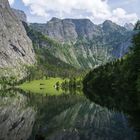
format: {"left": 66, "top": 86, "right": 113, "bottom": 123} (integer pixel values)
{"left": 19, "top": 77, "right": 68, "bottom": 95}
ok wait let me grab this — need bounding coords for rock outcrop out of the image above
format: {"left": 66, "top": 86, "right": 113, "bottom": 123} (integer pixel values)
{"left": 31, "top": 17, "right": 102, "bottom": 43}
{"left": 0, "top": 0, "right": 35, "bottom": 78}
{"left": 12, "top": 8, "right": 27, "bottom": 22}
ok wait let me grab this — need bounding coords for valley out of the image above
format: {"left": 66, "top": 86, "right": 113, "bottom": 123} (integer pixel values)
{"left": 0, "top": 0, "right": 140, "bottom": 140}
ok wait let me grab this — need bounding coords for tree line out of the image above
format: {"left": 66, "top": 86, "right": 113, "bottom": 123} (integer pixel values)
{"left": 83, "top": 21, "right": 140, "bottom": 111}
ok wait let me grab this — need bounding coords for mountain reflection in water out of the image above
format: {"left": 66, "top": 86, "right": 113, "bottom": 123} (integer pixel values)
{"left": 83, "top": 86, "right": 140, "bottom": 140}
{"left": 0, "top": 89, "right": 138, "bottom": 140}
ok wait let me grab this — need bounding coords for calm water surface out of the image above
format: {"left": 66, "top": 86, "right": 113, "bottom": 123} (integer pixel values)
{"left": 0, "top": 89, "right": 139, "bottom": 140}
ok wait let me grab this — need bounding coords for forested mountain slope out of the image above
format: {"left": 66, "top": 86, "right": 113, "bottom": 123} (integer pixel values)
{"left": 83, "top": 21, "right": 140, "bottom": 107}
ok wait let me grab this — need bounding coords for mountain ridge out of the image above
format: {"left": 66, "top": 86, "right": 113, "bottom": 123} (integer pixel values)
{"left": 29, "top": 17, "right": 133, "bottom": 68}
{"left": 0, "top": 3, "right": 134, "bottom": 78}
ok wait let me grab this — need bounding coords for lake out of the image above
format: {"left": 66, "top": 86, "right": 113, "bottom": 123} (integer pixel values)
{"left": 0, "top": 89, "right": 139, "bottom": 140}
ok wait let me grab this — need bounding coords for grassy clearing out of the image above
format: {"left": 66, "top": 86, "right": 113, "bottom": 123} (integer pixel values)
{"left": 19, "top": 77, "right": 68, "bottom": 95}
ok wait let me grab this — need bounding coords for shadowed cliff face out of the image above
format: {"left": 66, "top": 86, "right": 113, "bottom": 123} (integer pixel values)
{"left": 0, "top": 90, "right": 36, "bottom": 140}
{"left": 0, "top": 0, "right": 36, "bottom": 78}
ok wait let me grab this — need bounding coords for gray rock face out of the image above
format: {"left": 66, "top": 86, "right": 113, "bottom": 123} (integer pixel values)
{"left": 12, "top": 8, "right": 27, "bottom": 22}
{"left": 31, "top": 18, "right": 101, "bottom": 43}
{"left": 0, "top": 0, "right": 35, "bottom": 78}
{"left": 102, "top": 20, "right": 132, "bottom": 58}
{"left": 0, "top": 0, "right": 9, "bottom": 7}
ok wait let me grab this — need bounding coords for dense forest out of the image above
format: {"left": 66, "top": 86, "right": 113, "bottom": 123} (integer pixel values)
{"left": 83, "top": 21, "right": 140, "bottom": 111}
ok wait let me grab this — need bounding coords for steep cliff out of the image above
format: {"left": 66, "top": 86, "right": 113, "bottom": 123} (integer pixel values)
{"left": 30, "top": 17, "right": 102, "bottom": 43}
{"left": 12, "top": 8, "right": 27, "bottom": 22}
{"left": 0, "top": 0, "right": 35, "bottom": 78}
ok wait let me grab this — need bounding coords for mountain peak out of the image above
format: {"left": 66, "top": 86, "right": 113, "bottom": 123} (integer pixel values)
{"left": 103, "top": 20, "right": 116, "bottom": 26}
{"left": 124, "top": 23, "right": 134, "bottom": 31}
{"left": 50, "top": 17, "right": 61, "bottom": 22}
{"left": 67, "top": 18, "right": 92, "bottom": 22}
{"left": 103, "top": 20, "right": 113, "bottom": 23}
{"left": 0, "top": 0, "right": 10, "bottom": 8}
{"left": 102, "top": 20, "right": 127, "bottom": 32}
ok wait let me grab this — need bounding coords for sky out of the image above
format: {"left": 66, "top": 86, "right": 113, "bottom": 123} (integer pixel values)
{"left": 9, "top": 0, "right": 140, "bottom": 25}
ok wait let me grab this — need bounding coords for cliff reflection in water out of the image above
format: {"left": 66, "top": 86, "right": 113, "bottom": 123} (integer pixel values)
{"left": 26, "top": 92, "right": 135, "bottom": 140}
{"left": 0, "top": 90, "right": 36, "bottom": 140}
{"left": 83, "top": 86, "right": 140, "bottom": 140}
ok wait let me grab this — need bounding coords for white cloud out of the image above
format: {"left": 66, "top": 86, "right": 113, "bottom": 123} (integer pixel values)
{"left": 8, "top": 0, "right": 15, "bottom": 5}
{"left": 110, "top": 8, "right": 138, "bottom": 25}
{"left": 21, "top": 0, "right": 138, "bottom": 25}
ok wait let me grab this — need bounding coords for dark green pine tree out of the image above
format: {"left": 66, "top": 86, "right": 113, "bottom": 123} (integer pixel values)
{"left": 132, "top": 21, "right": 140, "bottom": 92}
{"left": 131, "top": 21, "right": 140, "bottom": 72}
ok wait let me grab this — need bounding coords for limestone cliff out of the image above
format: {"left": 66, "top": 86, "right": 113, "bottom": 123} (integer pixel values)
{"left": 12, "top": 8, "right": 27, "bottom": 22}
{"left": 0, "top": 0, "right": 35, "bottom": 78}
